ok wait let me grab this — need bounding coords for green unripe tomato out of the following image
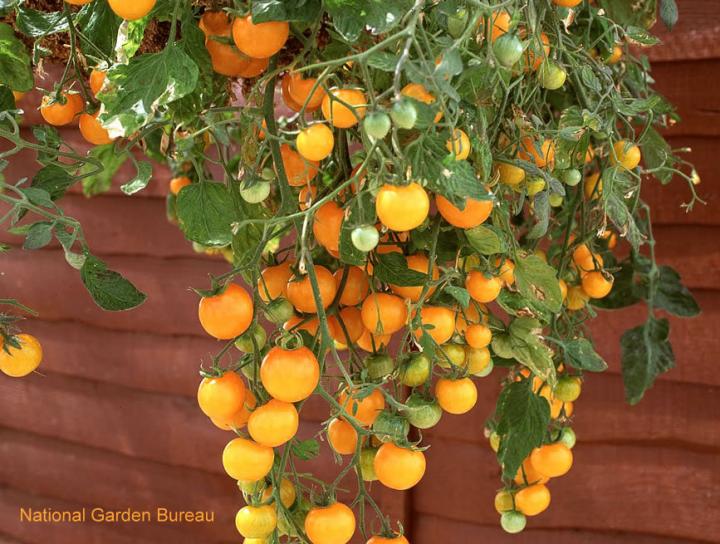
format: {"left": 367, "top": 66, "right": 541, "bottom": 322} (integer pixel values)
{"left": 372, "top": 410, "right": 410, "bottom": 443}
{"left": 561, "top": 168, "right": 582, "bottom": 186}
{"left": 474, "top": 358, "right": 494, "bottom": 377}
{"left": 359, "top": 448, "right": 378, "bottom": 481}
{"left": 261, "top": 167, "right": 275, "bottom": 181}
{"left": 399, "top": 353, "right": 431, "bottom": 387}
{"left": 447, "top": 9, "right": 468, "bottom": 38}
{"left": 501, "top": 511, "right": 527, "bottom": 534}
{"left": 240, "top": 181, "right": 271, "bottom": 203}
{"left": 439, "top": 343, "right": 466, "bottom": 368}
{"left": 555, "top": 376, "right": 582, "bottom": 402}
{"left": 238, "top": 479, "right": 265, "bottom": 495}
{"left": 494, "top": 34, "right": 524, "bottom": 67}
{"left": 402, "top": 393, "right": 443, "bottom": 429}
{"left": 390, "top": 98, "right": 417, "bottom": 129}
{"left": 559, "top": 427, "right": 577, "bottom": 449}
{"left": 351, "top": 225, "right": 380, "bottom": 252}
{"left": 366, "top": 353, "right": 395, "bottom": 380}
{"left": 264, "top": 297, "right": 294, "bottom": 324}
{"left": 539, "top": 61, "right": 568, "bottom": 90}
{"left": 234, "top": 323, "right": 267, "bottom": 352}
{"left": 363, "top": 111, "right": 392, "bottom": 140}
{"left": 241, "top": 361, "right": 259, "bottom": 380}
{"left": 549, "top": 193, "right": 564, "bottom": 207}
{"left": 526, "top": 177, "right": 546, "bottom": 196}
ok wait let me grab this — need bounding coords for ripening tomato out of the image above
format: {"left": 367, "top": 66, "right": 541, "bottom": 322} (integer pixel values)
{"left": 258, "top": 261, "right": 293, "bottom": 303}
{"left": 313, "top": 201, "right": 343, "bottom": 253}
{"left": 197, "top": 371, "right": 247, "bottom": 420}
{"left": 414, "top": 305, "right": 456, "bottom": 344}
{"left": 235, "top": 504, "right": 277, "bottom": 538}
{"left": 495, "top": 162, "right": 526, "bottom": 186}
{"left": 297, "top": 124, "right": 335, "bottom": 162}
{"left": 199, "top": 11, "right": 232, "bottom": 36}
{"left": 436, "top": 195, "right": 493, "bottom": 229}
{"left": 361, "top": 292, "right": 408, "bottom": 335}
{"left": 322, "top": 88, "right": 367, "bottom": 128}
{"left": 232, "top": 15, "right": 289, "bottom": 59}
{"left": 66, "top": 0, "right": 93, "bottom": 4}
{"left": 0, "top": 334, "right": 42, "bottom": 377}
{"left": 210, "top": 390, "right": 256, "bottom": 431}
{"left": 465, "top": 346, "right": 491, "bottom": 376}
{"left": 367, "top": 534, "right": 409, "bottom": 544}
{"left": 606, "top": 44, "right": 623, "bottom": 65}
{"left": 524, "top": 31, "right": 550, "bottom": 72}
{"left": 235, "top": 56, "right": 269, "bottom": 78}
{"left": 552, "top": 0, "right": 582, "bottom": 6}
{"left": 610, "top": 140, "right": 641, "bottom": 170}
{"left": 222, "top": 437, "right": 274, "bottom": 481}
{"left": 169, "top": 176, "right": 191, "bottom": 195}
{"left": 339, "top": 388, "right": 385, "bottom": 427}
{"left": 401, "top": 83, "right": 442, "bottom": 122}
{"left": 261, "top": 477, "right": 297, "bottom": 508}
{"left": 286, "top": 266, "right": 338, "bottom": 313}
{"left": 435, "top": 377, "right": 477, "bottom": 414}
{"left": 79, "top": 112, "right": 115, "bottom": 146}
{"left": 248, "top": 399, "right": 299, "bottom": 448}
{"left": 530, "top": 442, "right": 574, "bottom": 477}
{"left": 205, "top": 38, "right": 248, "bottom": 77}
{"left": 261, "top": 346, "right": 320, "bottom": 403}
{"left": 466, "top": 323, "right": 492, "bottom": 348}
{"left": 374, "top": 442, "right": 426, "bottom": 490}
{"left": 89, "top": 68, "right": 106, "bottom": 95}
{"left": 446, "top": 129, "right": 471, "bottom": 160}
{"left": 490, "top": 10, "right": 511, "bottom": 41}
{"left": 584, "top": 171, "right": 602, "bottom": 199}
{"left": 328, "top": 306, "right": 365, "bottom": 346}
{"left": 514, "top": 484, "right": 551, "bottom": 516}
{"left": 494, "top": 490, "right": 514, "bottom": 513}
{"left": 389, "top": 254, "right": 439, "bottom": 302}
{"left": 305, "top": 502, "right": 356, "bottom": 544}
{"left": 514, "top": 457, "right": 550, "bottom": 486}
{"left": 283, "top": 314, "right": 319, "bottom": 336}
{"left": 328, "top": 417, "right": 359, "bottom": 455}
{"left": 108, "top": 0, "right": 156, "bottom": 21}
{"left": 565, "top": 285, "right": 588, "bottom": 310}
{"left": 376, "top": 183, "right": 429, "bottom": 232}
{"left": 334, "top": 266, "right": 369, "bottom": 306}
{"left": 582, "top": 270, "right": 613, "bottom": 298}
{"left": 280, "top": 144, "right": 319, "bottom": 186}
{"left": 555, "top": 376, "right": 581, "bottom": 402}
{"left": 40, "top": 92, "right": 83, "bottom": 126}
{"left": 466, "top": 271, "right": 503, "bottom": 303}
{"left": 356, "top": 329, "right": 392, "bottom": 352}
{"left": 455, "top": 302, "right": 487, "bottom": 333}
{"left": 198, "top": 284, "right": 254, "bottom": 340}
{"left": 519, "top": 137, "right": 555, "bottom": 168}
{"left": 287, "top": 73, "right": 326, "bottom": 111}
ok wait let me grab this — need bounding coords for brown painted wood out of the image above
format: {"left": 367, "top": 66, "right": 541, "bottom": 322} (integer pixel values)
{"left": 647, "top": 0, "right": 720, "bottom": 62}
{"left": 412, "top": 441, "right": 720, "bottom": 541}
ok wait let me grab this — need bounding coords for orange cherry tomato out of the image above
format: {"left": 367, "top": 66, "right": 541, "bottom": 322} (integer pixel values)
{"left": 261, "top": 346, "right": 320, "bottom": 403}
{"left": 198, "top": 284, "right": 254, "bottom": 340}
{"left": 286, "top": 266, "right": 338, "bottom": 313}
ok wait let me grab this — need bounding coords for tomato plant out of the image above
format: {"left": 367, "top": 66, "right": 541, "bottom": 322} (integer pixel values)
{"left": 0, "top": 0, "right": 703, "bottom": 540}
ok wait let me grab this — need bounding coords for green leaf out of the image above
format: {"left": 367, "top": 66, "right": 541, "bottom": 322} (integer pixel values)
{"left": 0, "top": 84, "right": 15, "bottom": 111}
{"left": 31, "top": 164, "right": 74, "bottom": 200}
{"left": 33, "top": 125, "right": 61, "bottom": 164}
{"left": 75, "top": 0, "right": 122, "bottom": 57}
{"left": 425, "top": 159, "right": 492, "bottom": 207}
{"left": 121, "top": 162, "right": 153, "bottom": 195}
{"left": 176, "top": 182, "right": 235, "bottom": 247}
{"left": 654, "top": 266, "right": 700, "bottom": 318}
{"left": 563, "top": 338, "right": 608, "bottom": 372}
{"left": 291, "top": 438, "right": 320, "bottom": 461}
{"left": 252, "top": 0, "right": 322, "bottom": 23}
{"left": 14, "top": 7, "right": 68, "bottom": 37}
{"left": 80, "top": 254, "right": 147, "bottom": 311}
{"left": 599, "top": 0, "right": 657, "bottom": 29}
{"left": 640, "top": 127, "right": 675, "bottom": 184}
{"left": 80, "top": 145, "right": 128, "bottom": 196}
{"left": 232, "top": 198, "right": 271, "bottom": 271}
{"left": 99, "top": 44, "right": 199, "bottom": 136}
{"left": 625, "top": 25, "right": 660, "bottom": 46}
{"left": 591, "top": 259, "right": 643, "bottom": 310}
{"left": 495, "top": 289, "right": 551, "bottom": 322}
{"left": 20, "top": 187, "right": 53, "bottom": 208}
{"left": 465, "top": 224, "right": 505, "bottom": 255}
{"left": 508, "top": 317, "right": 556, "bottom": 386}
{"left": 495, "top": 380, "right": 551, "bottom": 480}
{"left": 528, "top": 191, "right": 550, "bottom": 239}
{"left": 514, "top": 255, "right": 563, "bottom": 314}
{"left": 373, "top": 252, "right": 428, "bottom": 287}
{"left": 444, "top": 286, "right": 470, "bottom": 308}
{"left": 23, "top": 221, "right": 53, "bottom": 250}
{"left": 326, "top": 0, "right": 412, "bottom": 42}
{"left": 367, "top": 52, "right": 400, "bottom": 72}
{"left": 0, "top": 29, "right": 34, "bottom": 92}
{"left": 621, "top": 316, "right": 674, "bottom": 404}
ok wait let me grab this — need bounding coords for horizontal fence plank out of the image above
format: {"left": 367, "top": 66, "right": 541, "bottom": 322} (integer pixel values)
{"left": 412, "top": 441, "right": 720, "bottom": 541}
{"left": 647, "top": 1, "right": 720, "bottom": 62}
{"left": 412, "top": 514, "right": 702, "bottom": 544}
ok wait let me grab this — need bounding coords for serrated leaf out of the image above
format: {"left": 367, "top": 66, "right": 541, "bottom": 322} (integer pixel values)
{"left": 465, "top": 224, "right": 505, "bottom": 255}
{"left": 563, "top": 338, "right": 608, "bottom": 372}
{"left": 121, "top": 162, "right": 153, "bottom": 195}
{"left": 75, "top": 0, "right": 122, "bottom": 57}
{"left": 99, "top": 44, "right": 199, "bottom": 137}
{"left": 0, "top": 29, "right": 34, "bottom": 92}
{"left": 291, "top": 438, "right": 320, "bottom": 461}
{"left": 20, "top": 187, "right": 53, "bottom": 208}
{"left": 31, "top": 164, "right": 73, "bottom": 200}
{"left": 621, "top": 316, "right": 674, "bottom": 404}
{"left": 374, "top": 252, "right": 428, "bottom": 286}
{"left": 495, "top": 380, "right": 551, "bottom": 480}
{"left": 654, "top": 266, "right": 700, "bottom": 318}
{"left": 22, "top": 221, "right": 53, "bottom": 250}
{"left": 514, "top": 255, "right": 563, "bottom": 314}
{"left": 80, "top": 254, "right": 147, "bottom": 311}
{"left": 444, "top": 286, "right": 470, "bottom": 308}
{"left": 80, "top": 144, "right": 128, "bottom": 196}
{"left": 14, "top": 7, "right": 68, "bottom": 37}
{"left": 508, "top": 317, "right": 556, "bottom": 386}
{"left": 251, "top": 0, "right": 322, "bottom": 23}
{"left": 176, "top": 182, "right": 235, "bottom": 247}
